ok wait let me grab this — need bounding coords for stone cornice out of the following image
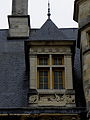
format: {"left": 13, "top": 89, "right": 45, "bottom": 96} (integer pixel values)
{"left": 0, "top": 107, "right": 86, "bottom": 115}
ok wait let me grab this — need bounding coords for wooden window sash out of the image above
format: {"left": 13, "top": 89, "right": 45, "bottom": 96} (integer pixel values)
{"left": 52, "top": 70, "right": 64, "bottom": 89}
{"left": 37, "top": 70, "right": 50, "bottom": 89}
{"left": 37, "top": 55, "right": 49, "bottom": 65}
{"left": 52, "top": 55, "right": 64, "bottom": 65}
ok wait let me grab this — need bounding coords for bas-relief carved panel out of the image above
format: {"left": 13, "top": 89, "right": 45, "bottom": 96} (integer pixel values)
{"left": 29, "top": 47, "right": 71, "bottom": 55}
{"left": 29, "top": 94, "right": 75, "bottom": 106}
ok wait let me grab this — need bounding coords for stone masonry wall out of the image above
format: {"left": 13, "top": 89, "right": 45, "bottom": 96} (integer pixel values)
{"left": 78, "top": 0, "right": 90, "bottom": 22}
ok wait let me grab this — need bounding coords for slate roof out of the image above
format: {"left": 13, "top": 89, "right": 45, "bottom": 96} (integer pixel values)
{"left": 0, "top": 19, "right": 84, "bottom": 108}
{"left": 0, "top": 30, "right": 28, "bottom": 108}
{"left": 29, "top": 19, "right": 77, "bottom": 41}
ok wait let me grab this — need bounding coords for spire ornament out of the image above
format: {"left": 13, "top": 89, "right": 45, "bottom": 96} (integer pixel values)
{"left": 47, "top": 0, "right": 51, "bottom": 19}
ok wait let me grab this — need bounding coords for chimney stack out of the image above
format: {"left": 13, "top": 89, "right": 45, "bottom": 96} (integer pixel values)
{"left": 8, "top": 0, "right": 30, "bottom": 38}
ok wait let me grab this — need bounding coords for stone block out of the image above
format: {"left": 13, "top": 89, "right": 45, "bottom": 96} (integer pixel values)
{"left": 12, "top": 0, "right": 28, "bottom": 15}
{"left": 8, "top": 15, "right": 30, "bottom": 38}
{"left": 78, "top": 0, "right": 90, "bottom": 22}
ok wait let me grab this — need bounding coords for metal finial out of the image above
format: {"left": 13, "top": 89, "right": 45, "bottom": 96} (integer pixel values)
{"left": 47, "top": 0, "right": 51, "bottom": 19}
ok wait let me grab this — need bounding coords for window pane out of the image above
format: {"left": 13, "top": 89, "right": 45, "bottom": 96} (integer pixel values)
{"left": 59, "top": 72, "right": 63, "bottom": 84}
{"left": 54, "top": 72, "right": 58, "bottom": 82}
{"left": 54, "top": 84, "right": 58, "bottom": 89}
{"left": 39, "top": 84, "right": 43, "bottom": 89}
{"left": 39, "top": 71, "right": 43, "bottom": 76}
{"left": 59, "top": 84, "right": 63, "bottom": 89}
{"left": 54, "top": 71, "right": 63, "bottom": 89}
{"left": 44, "top": 71, "right": 48, "bottom": 76}
{"left": 39, "top": 57, "right": 48, "bottom": 65}
{"left": 58, "top": 58, "right": 62, "bottom": 65}
{"left": 44, "top": 84, "right": 48, "bottom": 89}
{"left": 39, "top": 78, "right": 43, "bottom": 83}
{"left": 44, "top": 77, "right": 48, "bottom": 82}
{"left": 54, "top": 58, "right": 58, "bottom": 65}
{"left": 53, "top": 56, "right": 63, "bottom": 65}
{"left": 39, "top": 71, "right": 48, "bottom": 89}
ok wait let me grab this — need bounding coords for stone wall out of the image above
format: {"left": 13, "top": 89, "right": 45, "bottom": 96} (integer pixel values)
{"left": 78, "top": 0, "right": 90, "bottom": 23}
{"left": 74, "top": 0, "right": 90, "bottom": 116}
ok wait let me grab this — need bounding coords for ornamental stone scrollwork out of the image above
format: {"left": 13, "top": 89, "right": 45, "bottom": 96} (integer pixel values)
{"left": 29, "top": 95, "right": 38, "bottom": 104}
{"left": 29, "top": 94, "right": 75, "bottom": 106}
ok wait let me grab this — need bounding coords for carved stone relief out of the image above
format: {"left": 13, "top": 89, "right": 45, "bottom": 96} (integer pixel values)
{"left": 29, "top": 47, "right": 71, "bottom": 54}
{"left": 29, "top": 94, "right": 75, "bottom": 106}
{"left": 29, "top": 95, "right": 38, "bottom": 104}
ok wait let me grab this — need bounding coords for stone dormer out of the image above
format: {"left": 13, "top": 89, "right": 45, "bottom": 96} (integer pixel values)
{"left": 26, "top": 19, "right": 76, "bottom": 109}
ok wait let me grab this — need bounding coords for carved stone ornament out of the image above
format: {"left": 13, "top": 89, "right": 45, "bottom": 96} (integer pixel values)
{"left": 29, "top": 94, "right": 75, "bottom": 106}
{"left": 29, "top": 47, "right": 71, "bottom": 54}
{"left": 29, "top": 95, "right": 38, "bottom": 104}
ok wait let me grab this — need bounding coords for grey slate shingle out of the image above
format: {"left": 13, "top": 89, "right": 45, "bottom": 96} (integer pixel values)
{"left": 0, "top": 30, "right": 28, "bottom": 108}
{"left": 29, "top": 19, "right": 77, "bottom": 41}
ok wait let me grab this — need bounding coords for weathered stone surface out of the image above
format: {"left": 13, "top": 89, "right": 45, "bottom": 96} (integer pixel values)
{"left": 78, "top": 0, "right": 90, "bottom": 22}
{"left": 74, "top": 0, "right": 90, "bottom": 116}
{"left": 8, "top": 0, "right": 30, "bottom": 38}
{"left": 29, "top": 93, "right": 75, "bottom": 107}
{"left": 64, "top": 55, "right": 73, "bottom": 89}
{"left": 12, "top": 0, "right": 28, "bottom": 15}
{"left": 29, "top": 46, "right": 71, "bottom": 55}
{"left": 29, "top": 55, "right": 37, "bottom": 89}
{"left": 8, "top": 16, "right": 30, "bottom": 38}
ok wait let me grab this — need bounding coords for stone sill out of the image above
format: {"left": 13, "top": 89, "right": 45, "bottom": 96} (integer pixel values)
{"left": 37, "top": 89, "right": 75, "bottom": 95}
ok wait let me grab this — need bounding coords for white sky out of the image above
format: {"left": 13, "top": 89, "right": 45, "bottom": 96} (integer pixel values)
{"left": 0, "top": 0, "right": 78, "bottom": 29}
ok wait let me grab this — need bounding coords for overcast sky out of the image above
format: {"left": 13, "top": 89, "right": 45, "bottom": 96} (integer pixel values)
{"left": 0, "top": 0, "right": 78, "bottom": 29}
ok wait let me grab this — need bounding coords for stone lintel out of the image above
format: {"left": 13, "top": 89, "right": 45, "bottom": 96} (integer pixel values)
{"left": 27, "top": 40, "right": 75, "bottom": 46}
